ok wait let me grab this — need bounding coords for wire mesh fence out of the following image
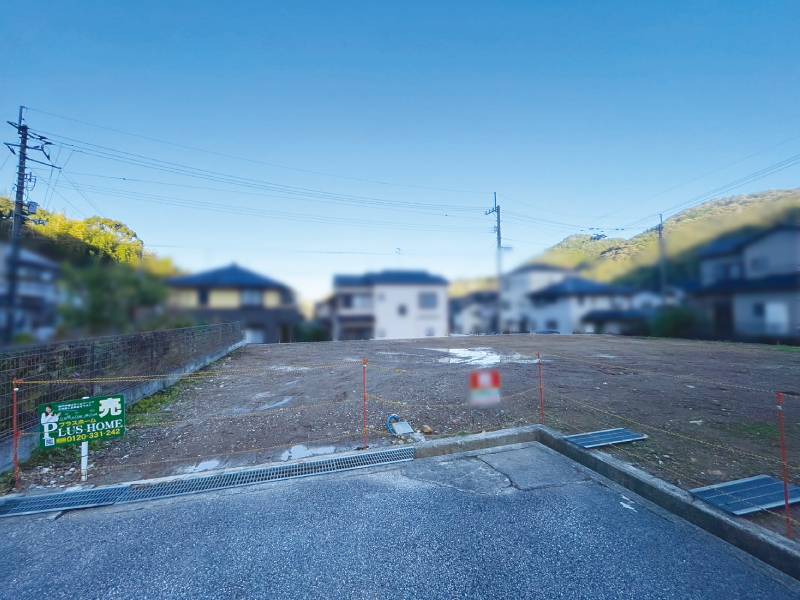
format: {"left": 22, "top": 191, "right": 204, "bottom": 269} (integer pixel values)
{"left": 0, "top": 322, "right": 242, "bottom": 443}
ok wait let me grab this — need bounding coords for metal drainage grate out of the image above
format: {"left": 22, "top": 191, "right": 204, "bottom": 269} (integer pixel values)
{"left": 690, "top": 475, "right": 800, "bottom": 516}
{"left": 565, "top": 428, "right": 647, "bottom": 449}
{"left": 0, "top": 446, "right": 415, "bottom": 518}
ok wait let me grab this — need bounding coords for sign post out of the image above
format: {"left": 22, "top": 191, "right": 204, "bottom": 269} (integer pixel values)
{"left": 470, "top": 370, "right": 502, "bottom": 407}
{"left": 80, "top": 441, "right": 89, "bottom": 482}
{"left": 38, "top": 395, "right": 126, "bottom": 457}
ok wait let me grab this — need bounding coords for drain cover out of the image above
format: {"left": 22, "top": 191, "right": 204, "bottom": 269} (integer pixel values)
{"left": 691, "top": 475, "right": 800, "bottom": 516}
{"left": 0, "top": 446, "right": 415, "bottom": 518}
{"left": 565, "top": 428, "right": 647, "bottom": 449}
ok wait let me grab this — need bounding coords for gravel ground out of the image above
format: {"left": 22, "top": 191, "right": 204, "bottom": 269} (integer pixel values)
{"left": 15, "top": 335, "right": 800, "bottom": 533}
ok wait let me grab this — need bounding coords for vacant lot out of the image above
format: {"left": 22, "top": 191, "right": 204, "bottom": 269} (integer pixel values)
{"left": 16, "top": 336, "right": 800, "bottom": 520}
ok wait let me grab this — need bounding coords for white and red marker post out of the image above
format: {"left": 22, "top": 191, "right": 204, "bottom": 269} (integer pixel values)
{"left": 470, "top": 369, "right": 502, "bottom": 407}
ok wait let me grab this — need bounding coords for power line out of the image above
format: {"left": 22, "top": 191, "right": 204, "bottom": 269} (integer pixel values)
{"left": 624, "top": 150, "right": 800, "bottom": 228}
{"left": 26, "top": 106, "right": 487, "bottom": 194}
{"left": 35, "top": 129, "right": 487, "bottom": 214}
{"left": 39, "top": 177, "right": 491, "bottom": 233}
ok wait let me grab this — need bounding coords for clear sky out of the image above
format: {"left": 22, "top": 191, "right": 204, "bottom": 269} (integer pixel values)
{"left": 2, "top": 1, "right": 800, "bottom": 302}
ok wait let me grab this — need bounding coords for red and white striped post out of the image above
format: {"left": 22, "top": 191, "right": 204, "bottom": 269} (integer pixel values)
{"left": 776, "top": 391, "right": 794, "bottom": 539}
{"left": 362, "top": 359, "right": 369, "bottom": 449}
{"left": 12, "top": 379, "right": 20, "bottom": 490}
{"left": 537, "top": 352, "right": 545, "bottom": 425}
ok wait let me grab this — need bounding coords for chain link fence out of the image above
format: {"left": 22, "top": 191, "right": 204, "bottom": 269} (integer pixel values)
{"left": 0, "top": 322, "right": 242, "bottom": 443}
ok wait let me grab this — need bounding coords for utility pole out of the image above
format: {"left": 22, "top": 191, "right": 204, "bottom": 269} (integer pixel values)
{"left": 657, "top": 213, "right": 668, "bottom": 305}
{"left": 486, "top": 192, "right": 502, "bottom": 333}
{"left": 3, "top": 106, "right": 57, "bottom": 344}
{"left": 4, "top": 107, "right": 29, "bottom": 345}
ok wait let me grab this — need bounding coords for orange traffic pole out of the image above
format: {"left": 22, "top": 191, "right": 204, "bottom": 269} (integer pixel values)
{"left": 537, "top": 352, "right": 545, "bottom": 425}
{"left": 776, "top": 392, "right": 794, "bottom": 539}
{"left": 12, "top": 379, "right": 20, "bottom": 490}
{"left": 362, "top": 359, "right": 369, "bottom": 449}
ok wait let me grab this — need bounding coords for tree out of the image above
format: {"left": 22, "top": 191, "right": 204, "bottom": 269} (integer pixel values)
{"left": 60, "top": 261, "right": 168, "bottom": 335}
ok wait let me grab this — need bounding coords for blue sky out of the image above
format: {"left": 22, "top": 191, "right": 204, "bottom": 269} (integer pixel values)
{"left": 2, "top": 1, "right": 800, "bottom": 301}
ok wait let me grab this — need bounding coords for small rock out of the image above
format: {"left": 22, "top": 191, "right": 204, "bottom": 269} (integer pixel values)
{"left": 420, "top": 425, "right": 433, "bottom": 434}
{"left": 67, "top": 467, "right": 75, "bottom": 474}
{"left": 40, "top": 467, "right": 50, "bottom": 474}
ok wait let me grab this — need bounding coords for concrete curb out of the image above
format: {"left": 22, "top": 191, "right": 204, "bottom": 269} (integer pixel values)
{"left": 415, "top": 425, "right": 541, "bottom": 459}
{"left": 416, "top": 424, "right": 800, "bottom": 581}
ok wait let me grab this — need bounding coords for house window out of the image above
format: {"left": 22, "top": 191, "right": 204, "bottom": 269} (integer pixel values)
{"left": 418, "top": 292, "right": 438, "bottom": 309}
{"left": 753, "top": 303, "right": 765, "bottom": 318}
{"left": 546, "top": 319, "right": 558, "bottom": 330}
{"left": 352, "top": 294, "right": 372, "bottom": 309}
{"left": 340, "top": 294, "right": 353, "bottom": 309}
{"left": 241, "top": 289, "right": 262, "bottom": 307}
{"left": 264, "top": 291, "right": 281, "bottom": 308}
{"left": 398, "top": 304, "right": 408, "bottom": 317}
{"left": 198, "top": 289, "right": 209, "bottom": 307}
{"left": 750, "top": 257, "right": 769, "bottom": 273}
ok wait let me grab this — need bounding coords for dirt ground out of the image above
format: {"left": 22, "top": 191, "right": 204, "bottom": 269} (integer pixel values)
{"left": 13, "top": 335, "right": 800, "bottom": 531}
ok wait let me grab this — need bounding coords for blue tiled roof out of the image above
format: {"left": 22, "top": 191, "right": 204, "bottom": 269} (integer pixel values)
{"left": 529, "top": 276, "right": 633, "bottom": 299}
{"left": 695, "top": 273, "right": 800, "bottom": 295}
{"left": 696, "top": 224, "right": 800, "bottom": 259}
{"left": 168, "top": 264, "right": 290, "bottom": 290}
{"left": 334, "top": 270, "right": 448, "bottom": 287}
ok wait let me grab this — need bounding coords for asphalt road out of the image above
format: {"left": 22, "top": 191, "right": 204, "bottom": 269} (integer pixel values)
{"left": 2, "top": 443, "right": 798, "bottom": 599}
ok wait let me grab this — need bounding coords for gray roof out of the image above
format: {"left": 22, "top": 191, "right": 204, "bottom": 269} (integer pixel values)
{"left": 168, "top": 264, "right": 290, "bottom": 290}
{"left": 695, "top": 273, "right": 800, "bottom": 295}
{"left": 697, "top": 224, "right": 800, "bottom": 260}
{"left": 334, "top": 270, "right": 448, "bottom": 287}
{"left": 530, "top": 276, "right": 633, "bottom": 300}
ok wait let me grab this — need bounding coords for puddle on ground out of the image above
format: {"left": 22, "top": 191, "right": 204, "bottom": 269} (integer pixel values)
{"left": 592, "top": 354, "right": 618, "bottom": 359}
{"left": 253, "top": 391, "right": 272, "bottom": 399}
{"left": 280, "top": 444, "right": 337, "bottom": 461}
{"left": 179, "top": 459, "right": 221, "bottom": 474}
{"left": 423, "top": 347, "right": 539, "bottom": 366}
{"left": 260, "top": 397, "right": 293, "bottom": 410}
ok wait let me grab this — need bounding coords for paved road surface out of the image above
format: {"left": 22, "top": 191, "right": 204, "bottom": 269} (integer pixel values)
{"left": 2, "top": 443, "right": 798, "bottom": 599}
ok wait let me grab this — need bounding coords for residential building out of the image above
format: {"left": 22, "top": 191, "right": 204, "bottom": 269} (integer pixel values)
{"left": 331, "top": 270, "right": 448, "bottom": 340}
{"left": 500, "top": 263, "right": 572, "bottom": 332}
{"left": 528, "top": 276, "right": 633, "bottom": 334}
{"left": 581, "top": 287, "right": 686, "bottom": 335}
{"left": 0, "top": 244, "right": 61, "bottom": 342}
{"left": 450, "top": 291, "right": 498, "bottom": 335}
{"left": 693, "top": 224, "right": 800, "bottom": 341}
{"left": 167, "top": 263, "right": 302, "bottom": 343}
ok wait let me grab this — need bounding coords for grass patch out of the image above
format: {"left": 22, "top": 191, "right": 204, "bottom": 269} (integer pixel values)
{"left": 773, "top": 345, "right": 800, "bottom": 353}
{"left": 725, "top": 421, "right": 780, "bottom": 442}
{"left": 127, "top": 382, "right": 185, "bottom": 427}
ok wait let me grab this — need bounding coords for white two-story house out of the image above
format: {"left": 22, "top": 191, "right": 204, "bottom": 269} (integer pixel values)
{"left": 500, "top": 262, "right": 572, "bottom": 333}
{"left": 331, "top": 270, "right": 449, "bottom": 340}
{"left": 527, "top": 276, "right": 633, "bottom": 334}
{"left": 694, "top": 224, "right": 800, "bottom": 341}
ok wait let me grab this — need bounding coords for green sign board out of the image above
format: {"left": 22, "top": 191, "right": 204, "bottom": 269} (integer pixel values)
{"left": 39, "top": 395, "right": 126, "bottom": 450}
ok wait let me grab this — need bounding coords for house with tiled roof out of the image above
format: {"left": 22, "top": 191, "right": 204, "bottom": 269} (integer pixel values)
{"left": 331, "top": 270, "right": 448, "bottom": 340}
{"left": 167, "top": 263, "right": 302, "bottom": 343}
{"left": 692, "top": 224, "right": 800, "bottom": 341}
{"left": 500, "top": 262, "right": 573, "bottom": 332}
{"left": 527, "top": 276, "right": 634, "bottom": 334}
